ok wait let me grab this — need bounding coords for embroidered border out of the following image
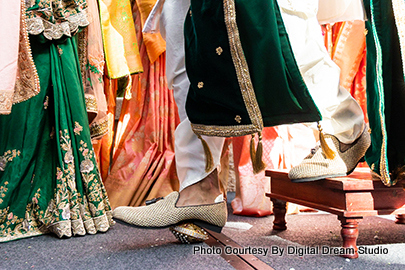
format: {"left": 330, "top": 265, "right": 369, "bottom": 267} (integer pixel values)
{"left": 26, "top": 10, "right": 90, "bottom": 40}
{"left": 85, "top": 94, "right": 98, "bottom": 113}
{"left": 222, "top": 0, "right": 263, "bottom": 132}
{"left": 90, "top": 117, "right": 109, "bottom": 139}
{"left": 370, "top": 0, "right": 393, "bottom": 186}
{"left": 191, "top": 0, "right": 263, "bottom": 137}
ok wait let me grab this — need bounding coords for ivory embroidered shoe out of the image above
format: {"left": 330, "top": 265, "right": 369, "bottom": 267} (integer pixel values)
{"left": 113, "top": 191, "right": 227, "bottom": 233}
{"left": 288, "top": 126, "right": 371, "bottom": 182}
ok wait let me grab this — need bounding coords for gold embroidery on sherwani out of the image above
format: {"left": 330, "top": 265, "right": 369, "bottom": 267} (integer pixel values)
{"left": 191, "top": 0, "right": 263, "bottom": 137}
{"left": 223, "top": 0, "right": 263, "bottom": 130}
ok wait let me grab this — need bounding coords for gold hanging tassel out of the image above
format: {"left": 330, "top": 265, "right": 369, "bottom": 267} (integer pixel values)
{"left": 318, "top": 122, "right": 336, "bottom": 159}
{"left": 250, "top": 132, "right": 266, "bottom": 174}
{"left": 250, "top": 133, "right": 256, "bottom": 163}
{"left": 197, "top": 135, "right": 214, "bottom": 172}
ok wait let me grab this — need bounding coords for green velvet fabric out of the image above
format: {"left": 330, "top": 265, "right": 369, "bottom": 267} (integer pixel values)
{"left": 364, "top": 0, "right": 405, "bottom": 185}
{"left": 184, "top": 0, "right": 321, "bottom": 134}
{"left": 0, "top": 34, "right": 112, "bottom": 242}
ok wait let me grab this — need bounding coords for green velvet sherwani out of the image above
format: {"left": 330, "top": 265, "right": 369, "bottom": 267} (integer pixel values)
{"left": 364, "top": 0, "right": 405, "bottom": 186}
{"left": 184, "top": 0, "right": 321, "bottom": 138}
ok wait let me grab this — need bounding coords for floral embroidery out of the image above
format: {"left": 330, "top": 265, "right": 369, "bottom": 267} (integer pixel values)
{"left": 216, "top": 47, "right": 223, "bottom": 55}
{"left": 43, "top": 96, "right": 49, "bottom": 109}
{"left": 50, "top": 126, "right": 55, "bottom": 139}
{"left": 57, "top": 46, "right": 63, "bottom": 56}
{"left": 0, "top": 181, "right": 9, "bottom": 205}
{"left": 74, "top": 121, "right": 83, "bottom": 135}
{"left": 0, "top": 149, "right": 21, "bottom": 171}
{"left": 0, "top": 127, "right": 113, "bottom": 242}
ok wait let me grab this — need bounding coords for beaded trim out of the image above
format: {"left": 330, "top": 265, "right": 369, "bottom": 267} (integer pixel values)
{"left": 90, "top": 117, "right": 109, "bottom": 139}
{"left": 85, "top": 95, "right": 98, "bottom": 113}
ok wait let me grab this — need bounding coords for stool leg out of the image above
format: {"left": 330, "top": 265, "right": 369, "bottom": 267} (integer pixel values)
{"left": 395, "top": 214, "right": 405, "bottom": 224}
{"left": 271, "top": 198, "right": 287, "bottom": 230}
{"left": 338, "top": 217, "right": 363, "bottom": 259}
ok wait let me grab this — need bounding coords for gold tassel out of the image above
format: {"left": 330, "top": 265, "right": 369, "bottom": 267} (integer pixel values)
{"left": 250, "top": 134, "right": 256, "bottom": 163}
{"left": 250, "top": 133, "right": 266, "bottom": 174}
{"left": 318, "top": 122, "right": 336, "bottom": 159}
{"left": 253, "top": 132, "right": 266, "bottom": 174}
{"left": 197, "top": 135, "right": 214, "bottom": 173}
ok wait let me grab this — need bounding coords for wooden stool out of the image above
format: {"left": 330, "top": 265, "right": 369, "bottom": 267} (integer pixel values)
{"left": 265, "top": 169, "right": 405, "bottom": 259}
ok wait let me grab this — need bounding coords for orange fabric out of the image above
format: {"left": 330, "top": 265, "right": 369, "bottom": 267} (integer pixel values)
{"left": 103, "top": 2, "right": 179, "bottom": 208}
{"left": 93, "top": 77, "right": 117, "bottom": 180}
{"left": 323, "top": 21, "right": 368, "bottom": 169}
{"left": 323, "top": 21, "right": 368, "bottom": 122}
{"left": 99, "top": 0, "right": 143, "bottom": 78}
{"left": 231, "top": 125, "right": 316, "bottom": 217}
{"left": 135, "top": 0, "right": 166, "bottom": 63}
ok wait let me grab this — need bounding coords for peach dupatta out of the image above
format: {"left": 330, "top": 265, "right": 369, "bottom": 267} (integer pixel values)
{"left": 0, "top": 0, "right": 20, "bottom": 114}
{"left": 103, "top": 1, "right": 179, "bottom": 208}
{"left": 0, "top": 0, "right": 39, "bottom": 114}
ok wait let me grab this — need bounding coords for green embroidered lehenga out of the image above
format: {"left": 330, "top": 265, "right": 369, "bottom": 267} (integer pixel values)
{"left": 0, "top": 0, "right": 113, "bottom": 242}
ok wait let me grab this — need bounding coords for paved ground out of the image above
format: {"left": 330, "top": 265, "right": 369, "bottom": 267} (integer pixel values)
{"left": 1, "top": 192, "right": 404, "bottom": 270}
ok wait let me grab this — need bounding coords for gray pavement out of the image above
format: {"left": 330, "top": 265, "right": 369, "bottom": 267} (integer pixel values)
{"left": 1, "top": 192, "right": 404, "bottom": 270}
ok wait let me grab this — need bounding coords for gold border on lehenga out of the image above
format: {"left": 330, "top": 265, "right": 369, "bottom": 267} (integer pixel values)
{"left": 191, "top": 0, "right": 263, "bottom": 138}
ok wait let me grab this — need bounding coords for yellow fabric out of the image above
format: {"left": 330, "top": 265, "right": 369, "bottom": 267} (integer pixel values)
{"left": 135, "top": 0, "right": 166, "bottom": 63}
{"left": 99, "top": 0, "right": 143, "bottom": 78}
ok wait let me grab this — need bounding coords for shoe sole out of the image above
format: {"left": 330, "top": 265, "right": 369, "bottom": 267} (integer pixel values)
{"left": 114, "top": 217, "right": 223, "bottom": 233}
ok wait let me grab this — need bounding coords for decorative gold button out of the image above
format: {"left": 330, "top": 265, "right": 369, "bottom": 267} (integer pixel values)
{"left": 189, "top": 10, "right": 192, "bottom": 16}
{"left": 216, "top": 47, "right": 223, "bottom": 55}
{"left": 235, "top": 115, "right": 241, "bottom": 123}
{"left": 198, "top": 82, "right": 204, "bottom": 89}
